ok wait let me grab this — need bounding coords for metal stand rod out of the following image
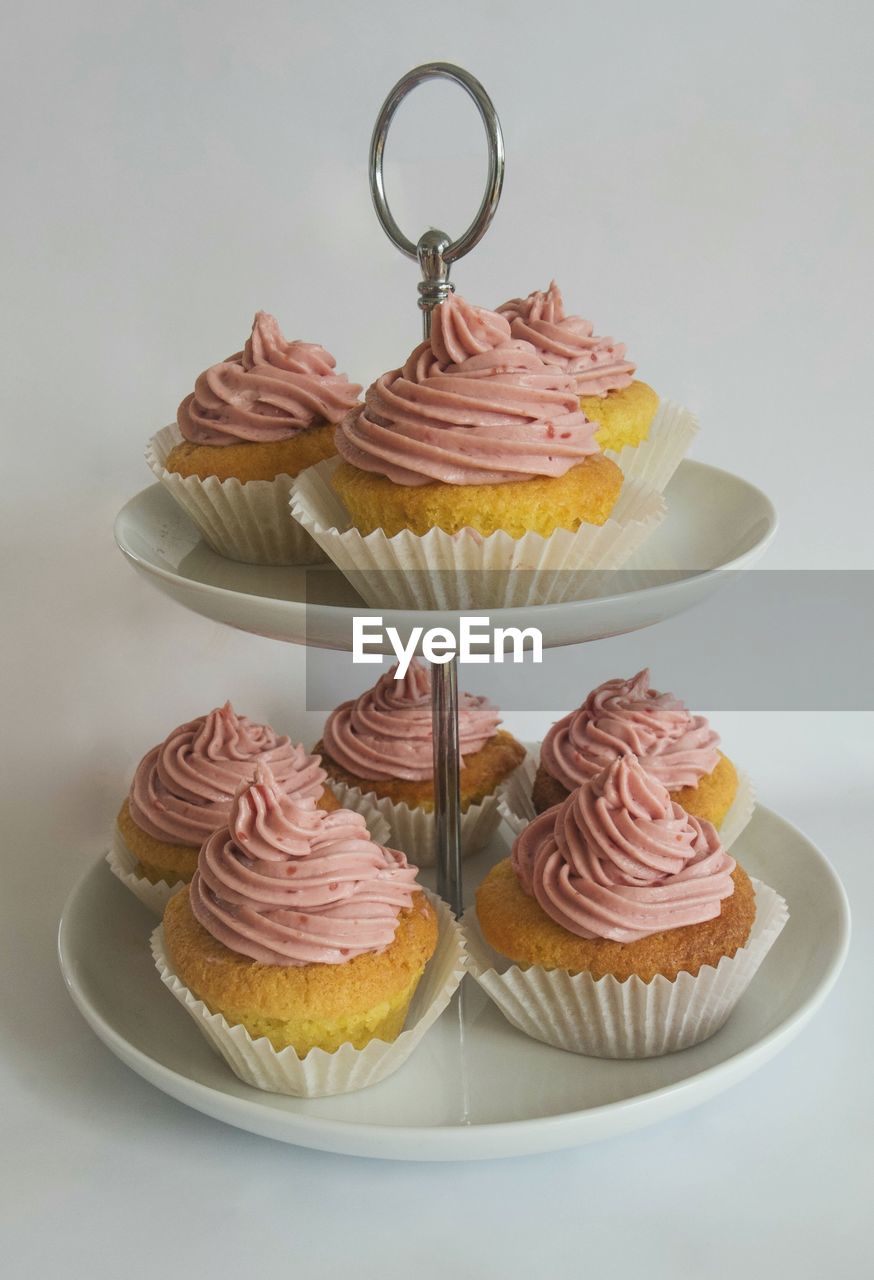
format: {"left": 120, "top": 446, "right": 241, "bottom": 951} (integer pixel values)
{"left": 432, "top": 658, "right": 462, "bottom": 916}
{"left": 418, "top": 228, "right": 462, "bottom": 916}
{"left": 368, "top": 62, "right": 505, "bottom": 915}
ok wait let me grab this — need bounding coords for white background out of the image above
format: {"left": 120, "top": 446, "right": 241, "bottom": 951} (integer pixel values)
{"left": 2, "top": 2, "right": 872, "bottom": 1276}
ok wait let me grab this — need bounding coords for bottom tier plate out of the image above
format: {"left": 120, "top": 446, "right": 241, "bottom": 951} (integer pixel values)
{"left": 58, "top": 805, "right": 849, "bottom": 1161}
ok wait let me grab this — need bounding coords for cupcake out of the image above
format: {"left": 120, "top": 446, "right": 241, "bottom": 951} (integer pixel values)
{"left": 484, "top": 755, "right": 752, "bottom": 979}
{"left": 148, "top": 311, "right": 362, "bottom": 564}
{"left": 331, "top": 292, "right": 622, "bottom": 539}
{"left": 497, "top": 281, "right": 658, "bottom": 454}
{"left": 314, "top": 659, "right": 526, "bottom": 861}
{"left": 115, "top": 701, "right": 339, "bottom": 892}
{"left": 533, "top": 669, "right": 738, "bottom": 829}
{"left": 160, "top": 763, "right": 440, "bottom": 1061}
{"left": 497, "top": 282, "right": 697, "bottom": 495}
{"left": 469, "top": 754, "right": 788, "bottom": 1057}
{"left": 289, "top": 293, "right": 665, "bottom": 610}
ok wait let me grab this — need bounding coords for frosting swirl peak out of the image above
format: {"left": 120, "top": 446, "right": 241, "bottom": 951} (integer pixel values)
{"left": 512, "top": 754, "right": 735, "bottom": 943}
{"left": 189, "top": 764, "right": 419, "bottom": 965}
{"left": 334, "top": 293, "right": 600, "bottom": 486}
{"left": 323, "top": 658, "right": 500, "bottom": 782}
{"left": 128, "top": 702, "right": 326, "bottom": 846}
{"left": 498, "top": 281, "right": 635, "bottom": 396}
{"left": 177, "top": 311, "right": 362, "bottom": 446}
{"left": 541, "top": 669, "right": 720, "bottom": 793}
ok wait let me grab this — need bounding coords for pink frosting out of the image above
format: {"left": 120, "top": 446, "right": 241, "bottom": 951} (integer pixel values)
{"left": 177, "top": 311, "right": 362, "bottom": 445}
{"left": 334, "top": 293, "right": 600, "bottom": 486}
{"left": 323, "top": 658, "right": 500, "bottom": 782}
{"left": 512, "top": 754, "right": 735, "bottom": 943}
{"left": 498, "top": 281, "right": 635, "bottom": 397}
{"left": 189, "top": 763, "right": 419, "bottom": 965}
{"left": 128, "top": 702, "right": 326, "bottom": 846}
{"left": 541, "top": 670, "right": 720, "bottom": 793}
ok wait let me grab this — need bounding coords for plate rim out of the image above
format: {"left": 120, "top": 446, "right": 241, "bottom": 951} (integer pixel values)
{"left": 58, "top": 802, "right": 849, "bottom": 1161}
{"left": 113, "top": 460, "right": 778, "bottom": 634}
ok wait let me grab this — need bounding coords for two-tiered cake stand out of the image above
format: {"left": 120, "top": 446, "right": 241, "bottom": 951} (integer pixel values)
{"left": 58, "top": 65, "right": 849, "bottom": 1160}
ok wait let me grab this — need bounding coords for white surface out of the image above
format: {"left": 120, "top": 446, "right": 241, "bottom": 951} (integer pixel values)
{"left": 115, "top": 461, "right": 775, "bottom": 647}
{"left": 58, "top": 809, "right": 843, "bottom": 1158}
{"left": 3, "top": 0, "right": 872, "bottom": 1275}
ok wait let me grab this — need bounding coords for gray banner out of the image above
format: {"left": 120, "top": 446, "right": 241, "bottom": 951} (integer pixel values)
{"left": 303, "top": 571, "right": 874, "bottom": 711}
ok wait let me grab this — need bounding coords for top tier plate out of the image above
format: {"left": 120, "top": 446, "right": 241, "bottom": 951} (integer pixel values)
{"left": 114, "top": 459, "right": 776, "bottom": 652}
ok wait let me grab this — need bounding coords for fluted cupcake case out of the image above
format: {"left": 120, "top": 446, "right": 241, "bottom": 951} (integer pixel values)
{"left": 604, "top": 400, "right": 699, "bottom": 495}
{"left": 147, "top": 423, "right": 325, "bottom": 566}
{"left": 289, "top": 458, "right": 666, "bottom": 612}
{"left": 464, "top": 880, "right": 788, "bottom": 1058}
{"left": 325, "top": 777, "right": 502, "bottom": 865}
{"left": 151, "top": 891, "right": 467, "bottom": 1097}
{"left": 105, "top": 827, "right": 184, "bottom": 916}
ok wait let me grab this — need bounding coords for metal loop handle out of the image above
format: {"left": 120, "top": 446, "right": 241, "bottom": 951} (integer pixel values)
{"left": 369, "top": 62, "right": 505, "bottom": 267}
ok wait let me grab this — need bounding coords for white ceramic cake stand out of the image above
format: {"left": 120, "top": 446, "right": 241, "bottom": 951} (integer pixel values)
{"left": 114, "top": 459, "right": 776, "bottom": 649}
{"left": 112, "top": 462, "right": 777, "bottom": 803}
{"left": 62, "top": 63, "right": 848, "bottom": 1160}
{"left": 57, "top": 808, "right": 849, "bottom": 1161}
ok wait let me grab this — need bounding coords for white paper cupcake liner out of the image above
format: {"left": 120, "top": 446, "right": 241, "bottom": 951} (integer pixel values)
{"left": 289, "top": 456, "right": 666, "bottom": 610}
{"left": 151, "top": 890, "right": 467, "bottom": 1097}
{"left": 106, "top": 808, "right": 390, "bottom": 917}
{"left": 497, "top": 749, "right": 755, "bottom": 849}
{"left": 105, "top": 827, "right": 185, "bottom": 916}
{"left": 604, "top": 399, "right": 698, "bottom": 495}
{"left": 465, "top": 878, "right": 788, "bottom": 1058}
{"left": 326, "top": 777, "right": 502, "bottom": 864}
{"left": 147, "top": 423, "right": 326, "bottom": 565}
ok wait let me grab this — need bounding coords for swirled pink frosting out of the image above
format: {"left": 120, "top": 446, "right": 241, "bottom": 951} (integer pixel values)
{"left": 189, "top": 763, "right": 419, "bottom": 965}
{"left": 498, "top": 282, "right": 635, "bottom": 397}
{"left": 128, "top": 702, "right": 326, "bottom": 846}
{"left": 323, "top": 658, "right": 500, "bottom": 782}
{"left": 334, "top": 293, "right": 600, "bottom": 486}
{"left": 512, "top": 754, "right": 735, "bottom": 943}
{"left": 177, "top": 311, "right": 362, "bottom": 445}
{"left": 541, "top": 670, "right": 720, "bottom": 793}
